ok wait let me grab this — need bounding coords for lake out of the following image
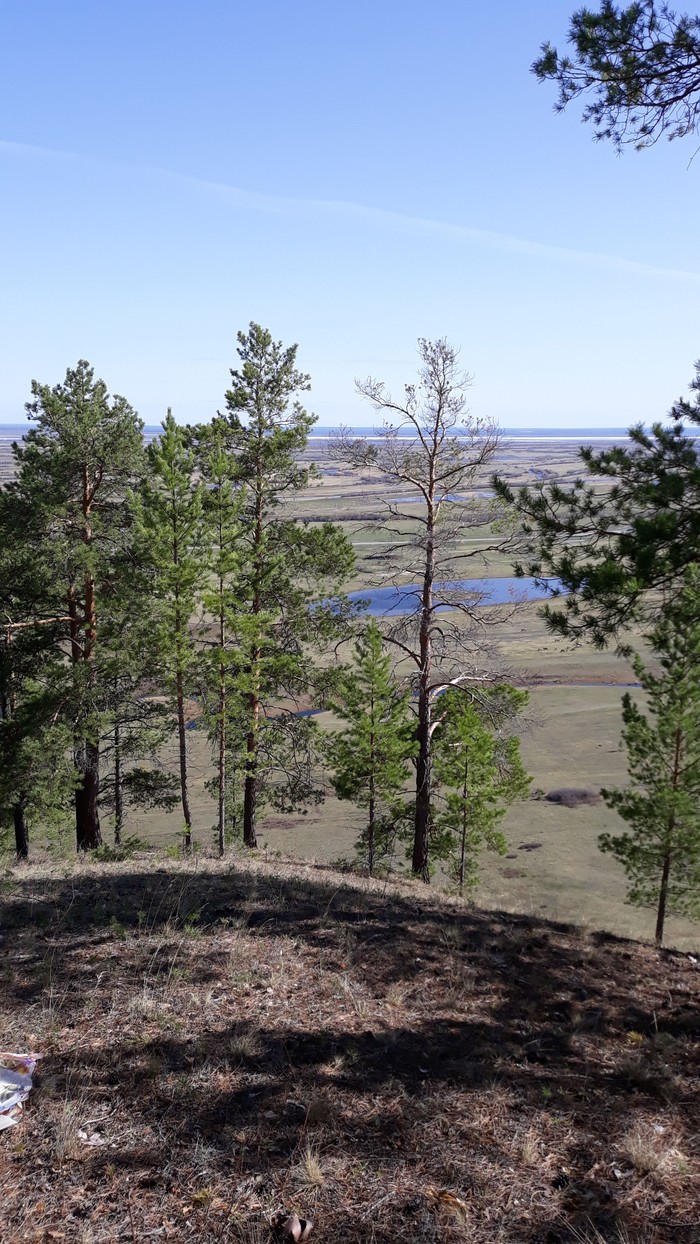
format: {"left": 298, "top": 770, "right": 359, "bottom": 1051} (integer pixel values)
{"left": 348, "top": 576, "right": 562, "bottom": 617}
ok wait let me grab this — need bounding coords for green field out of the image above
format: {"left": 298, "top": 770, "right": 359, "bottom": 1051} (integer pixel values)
{"left": 111, "top": 673, "right": 698, "bottom": 952}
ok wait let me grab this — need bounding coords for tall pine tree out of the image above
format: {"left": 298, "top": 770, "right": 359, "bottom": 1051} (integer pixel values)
{"left": 0, "top": 482, "right": 73, "bottom": 858}
{"left": 133, "top": 410, "right": 206, "bottom": 850}
{"left": 196, "top": 420, "right": 245, "bottom": 856}
{"left": 7, "top": 361, "right": 145, "bottom": 850}
{"left": 600, "top": 568, "right": 700, "bottom": 945}
{"left": 220, "top": 324, "right": 354, "bottom": 847}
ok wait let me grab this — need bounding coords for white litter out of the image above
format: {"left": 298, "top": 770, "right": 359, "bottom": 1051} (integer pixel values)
{"left": 0, "top": 1052, "right": 40, "bottom": 1131}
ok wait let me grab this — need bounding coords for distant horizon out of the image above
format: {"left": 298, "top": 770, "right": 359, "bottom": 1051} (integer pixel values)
{"left": 0, "top": 421, "right": 688, "bottom": 438}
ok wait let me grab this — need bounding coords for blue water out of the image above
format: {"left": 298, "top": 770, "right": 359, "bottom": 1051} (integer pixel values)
{"left": 348, "top": 576, "right": 562, "bottom": 617}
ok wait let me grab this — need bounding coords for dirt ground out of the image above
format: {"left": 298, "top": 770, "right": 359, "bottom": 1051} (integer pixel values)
{"left": 1, "top": 855, "right": 698, "bottom": 1243}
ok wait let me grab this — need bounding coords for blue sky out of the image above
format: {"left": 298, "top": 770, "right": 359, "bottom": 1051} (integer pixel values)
{"left": 1, "top": 0, "right": 699, "bottom": 427}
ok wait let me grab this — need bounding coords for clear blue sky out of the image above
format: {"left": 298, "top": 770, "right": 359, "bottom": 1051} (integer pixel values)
{"left": 1, "top": 0, "right": 699, "bottom": 427}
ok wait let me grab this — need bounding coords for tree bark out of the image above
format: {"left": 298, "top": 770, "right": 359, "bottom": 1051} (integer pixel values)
{"left": 218, "top": 650, "right": 226, "bottom": 858}
{"left": 244, "top": 476, "right": 264, "bottom": 850}
{"left": 655, "top": 847, "right": 671, "bottom": 946}
{"left": 458, "top": 753, "right": 469, "bottom": 897}
{"left": 243, "top": 694, "right": 259, "bottom": 849}
{"left": 413, "top": 699, "right": 431, "bottom": 880}
{"left": 366, "top": 694, "right": 376, "bottom": 875}
{"left": 114, "top": 721, "right": 123, "bottom": 846}
{"left": 176, "top": 667, "right": 192, "bottom": 850}
{"left": 367, "top": 788, "right": 375, "bottom": 877}
{"left": 13, "top": 796, "right": 29, "bottom": 862}
{"left": 412, "top": 500, "right": 435, "bottom": 882}
{"left": 75, "top": 738, "right": 102, "bottom": 850}
{"left": 656, "top": 726, "right": 683, "bottom": 945}
{"left": 73, "top": 464, "right": 102, "bottom": 852}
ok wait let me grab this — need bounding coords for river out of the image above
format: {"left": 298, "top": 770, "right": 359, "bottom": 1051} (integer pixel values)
{"left": 347, "top": 576, "right": 562, "bottom": 617}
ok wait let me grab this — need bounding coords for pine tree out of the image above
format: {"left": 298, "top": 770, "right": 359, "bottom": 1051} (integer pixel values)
{"left": 0, "top": 489, "right": 72, "bottom": 858}
{"left": 336, "top": 337, "right": 507, "bottom": 880}
{"left": 220, "top": 323, "right": 354, "bottom": 847}
{"left": 533, "top": 3, "right": 700, "bottom": 152}
{"left": 329, "top": 621, "right": 414, "bottom": 875}
{"left": 600, "top": 569, "right": 700, "bottom": 945}
{"left": 0, "top": 664, "right": 74, "bottom": 860}
{"left": 7, "top": 361, "right": 145, "bottom": 850}
{"left": 433, "top": 686, "right": 531, "bottom": 894}
{"left": 132, "top": 410, "right": 206, "bottom": 850}
{"left": 493, "top": 362, "right": 700, "bottom": 649}
{"left": 196, "top": 420, "right": 245, "bottom": 856}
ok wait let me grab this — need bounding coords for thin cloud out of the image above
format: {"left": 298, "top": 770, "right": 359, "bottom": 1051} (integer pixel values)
{"left": 2, "top": 137, "right": 699, "bottom": 283}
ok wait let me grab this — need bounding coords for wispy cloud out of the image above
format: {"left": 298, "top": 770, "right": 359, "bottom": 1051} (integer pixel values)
{"left": 2, "top": 137, "right": 698, "bottom": 283}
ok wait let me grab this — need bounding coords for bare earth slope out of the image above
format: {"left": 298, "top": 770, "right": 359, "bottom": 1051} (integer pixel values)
{"left": 1, "top": 855, "right": 698, "bottom": 1243}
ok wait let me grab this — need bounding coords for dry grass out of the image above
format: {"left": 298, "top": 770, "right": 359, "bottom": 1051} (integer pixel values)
{"left": 0, "top": 851, "right": 698, "bottom": 1243}
{"left": 618, "top": 1124, "right": 689, "bottom": 1177}
{"left": 293, "top": 1143, "right": 325, "bottom": 1189}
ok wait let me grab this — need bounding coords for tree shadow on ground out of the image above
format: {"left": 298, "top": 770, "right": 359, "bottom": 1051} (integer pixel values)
{"left": 1, "top": 861, "right": 698, "bottom": 1242}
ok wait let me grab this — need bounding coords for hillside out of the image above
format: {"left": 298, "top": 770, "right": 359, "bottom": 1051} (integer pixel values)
{"left": 0, "top": 854, "right": 698, "bottom": 1243}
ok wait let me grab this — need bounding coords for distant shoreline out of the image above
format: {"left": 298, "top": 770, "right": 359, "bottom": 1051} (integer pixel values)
{"left": 1, "top": 423, "right": 696, "bottom": 442}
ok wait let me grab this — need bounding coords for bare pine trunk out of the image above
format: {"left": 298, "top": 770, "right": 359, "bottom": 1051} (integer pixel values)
{"left": 243, "top": 691, "right": 259, "bottom": 849}
{"left": 244, "top": 481, "right": 264, "bottom": 851}
{"left": 458, "top": 755, "right": 469, "bottom": 897}
{"left": 114, "top": 722, "right": 123, "bottom": 846}
{"left": 73, "top": 468, "right": 102, "bottom": 852}
{"left": 176, "top": 669, "right": 192, "bottom": 850}
{"left": 367, "top": 791, "right": 376, "bottom": 877}
{"left": 413, "top": 701, "right": 431, "bottom": 881}
{"left": 655, "top": 848, "right": 671, "bottom": 946}
{"left": 218, "top": 656, "right": 226, "bottom": 858}
{"left": 656, "top": 727, "right": 683, "bottom": 946}
{"left": 412, "top": 503, "right": 434, "bottom": 882}
{"left": 75, "top": 739, "right": 102, "bottom": 850}
{"left": 367, "top": 705, "right": 376, "bottom": 875}
{"left": 14, "top": 796, "right": 29, "bottom": 862}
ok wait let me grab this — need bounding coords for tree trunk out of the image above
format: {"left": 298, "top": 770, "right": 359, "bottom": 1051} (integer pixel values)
{"left": 367, "top": 705, "right": 376, "bottom": 875}
{"left": 13, "top": 796, "right": 29, "bottom": 862}
{"left": 656, "top": 727, "right": 683, "bottom": 945}
{"left": 75, "top": 738, "right": 102, "bottom": 850}
{"left": 367, "top": 791, "right": 375, "bottom": 877}
{"left": 413, "top": 700, "right": 431, "bottom": 880}
{"left": 176, "top": 668, "right": 192, "bottom": 850}
{"left": 243, "top": 474, "right": 264, "bottom": 850}
{"left": 412, "top": 501, "right": 435, "bottom": 882}
{"left": 458, "top": 754, "right": 469, "bottom": 897}
{"left": 243, "top": 700, "right": 258, "bottom": 849}
{"left": 74, "top": 467, "right": 101, "bottom": 852}
{"left": 655, "top": 847, "right": 671, "bottom": 946}
{"left": 218, "top": 654, "right": 226, "bottom": 858}
{"left": 114, "top": 721, "right": 123, "bottom": 846}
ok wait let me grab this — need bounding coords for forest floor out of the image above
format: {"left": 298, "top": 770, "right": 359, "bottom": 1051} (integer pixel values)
{"left": 1, "top": 853, "right": 698, "bottom": 1243}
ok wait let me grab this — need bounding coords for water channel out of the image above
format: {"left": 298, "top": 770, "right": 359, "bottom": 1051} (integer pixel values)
{"left": 347, "top": 576, "right": 562, "bottom": 617}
